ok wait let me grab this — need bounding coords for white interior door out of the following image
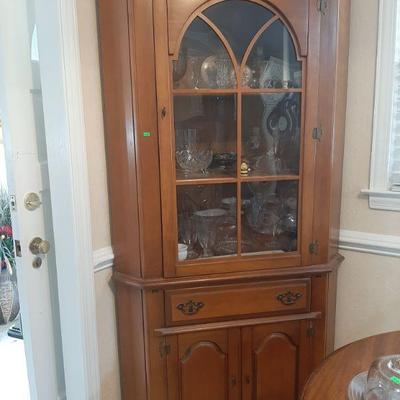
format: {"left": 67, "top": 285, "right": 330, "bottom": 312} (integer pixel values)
{"left": 0, "top": 1, "right": 65, "bottom": 399}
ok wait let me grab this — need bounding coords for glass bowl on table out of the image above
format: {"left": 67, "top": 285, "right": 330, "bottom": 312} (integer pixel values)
{"left": 365, "top": 356, "right": 400, "bottom": 400}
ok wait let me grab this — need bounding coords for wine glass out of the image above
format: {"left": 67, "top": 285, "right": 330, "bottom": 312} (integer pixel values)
{"left": 178, "top": 213, "right": 197, "bottom": 258}
{"left": 193, "top": 209, "right": 226, "bottom": 257}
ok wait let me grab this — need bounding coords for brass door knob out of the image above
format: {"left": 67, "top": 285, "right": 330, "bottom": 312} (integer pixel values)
{"left": 29, "top": 237, "right": 51, "bottom": 255}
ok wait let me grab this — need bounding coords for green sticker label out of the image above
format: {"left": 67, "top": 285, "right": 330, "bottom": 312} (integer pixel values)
{"left": 391, "top": 376, "right": 400, "bottom": 386}
{"left": 143, "top": 132, "right": 151, "bottom": 137}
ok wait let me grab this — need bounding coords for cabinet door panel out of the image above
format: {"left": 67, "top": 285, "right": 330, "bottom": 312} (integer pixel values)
{"left": 167, "top": 329, "right": 240, "bottom": 400}
{"left": 242, "top": 321, "right": 302, "bottom": 400}
{"left": 254, "top": 333, "right": 297, "bottom": 399}
{"left": 181, "top": 341, "right": 227, "bottom": 400}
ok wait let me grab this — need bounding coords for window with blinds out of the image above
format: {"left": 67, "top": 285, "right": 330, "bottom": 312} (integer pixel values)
{"left": 366, "top": 0, "right": 400, "bottom": 210}
{"left": 390, "top": 2, "right": 400, "bottom": 191}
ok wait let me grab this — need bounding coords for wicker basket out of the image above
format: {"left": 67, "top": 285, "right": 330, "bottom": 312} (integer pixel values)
{"left": 0, "top": 267, "right": 19, "bottom": 325}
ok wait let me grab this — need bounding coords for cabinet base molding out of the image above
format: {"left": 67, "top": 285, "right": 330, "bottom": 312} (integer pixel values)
{"left": 155, "top": 312, "right": 322, "bottom": 336}
{"left": 113, "top": 254, "right": 344, "bottom": 290}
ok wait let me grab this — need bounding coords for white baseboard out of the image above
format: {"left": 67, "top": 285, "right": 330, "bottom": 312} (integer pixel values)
{"left": 339, "top": 229, "right": 400, "bottom": 257}
{"left": 93, "top": 246, "right": 114, "bottom": 273}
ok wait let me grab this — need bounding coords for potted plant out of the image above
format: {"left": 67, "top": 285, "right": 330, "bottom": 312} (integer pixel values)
{"left": 0, "top": 187, "right": 19, "bottom": 325}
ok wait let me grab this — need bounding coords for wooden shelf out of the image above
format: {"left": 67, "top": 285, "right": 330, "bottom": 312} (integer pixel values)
{"left": 173, "top": 88, "right": 303, "bottom": 96}
{"left": 176, "top": 176, "right": 237, "bottom": 186}
{"left": 241, "top": 88, "right": 303, "bottom": 94}
{"left": 240, "top": 174, "right": 300, "bottom": 182}
{"left": 173, "top": 88, "right": 237, "bottom": 95}
{"left": 176, "top": 174, "right": 300, "bottom": 186}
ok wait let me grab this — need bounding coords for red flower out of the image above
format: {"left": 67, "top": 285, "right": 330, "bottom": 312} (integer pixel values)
{"left": 0, "top": 225, "right": 12, "bottom": 237}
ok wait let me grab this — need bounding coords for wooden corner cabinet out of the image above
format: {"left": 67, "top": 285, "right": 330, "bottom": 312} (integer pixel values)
{"left": 97, "top": 0, "right": 350, "bottom": 399}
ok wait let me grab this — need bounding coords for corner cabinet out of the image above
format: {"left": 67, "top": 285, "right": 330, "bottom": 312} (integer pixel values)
{"left": 97, "top": 0, "right": 350, "bottom": 399}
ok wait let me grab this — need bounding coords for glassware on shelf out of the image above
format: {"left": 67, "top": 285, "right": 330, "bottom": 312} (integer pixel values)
{"left": 238, "top": 65, "right": 254, "bottom": 88}
{"left": 173, "top": 49, "right": 188, "bottom": 83}
{"left": 193, "top": 208, "right": 227, "bottom": 257}
{"left": 212, "top": 152, "right": 237, "bottom": 170}
{"left": 214, "top": 217, "right": 237, "bottom": 256}
{"left": 178, "top": 244, "right": 188, "bottom": 261}
{"left": 175, "top": 128, "right": 213, "bottom": 176}
{"left": 365, "top": 356, "right": 400, "bottom": 400}
{"left": 178, "top": 213, "right": 197, "bottom": 253}
{"left": 201, "top": 55, "right": 236, "bottom": 89}
{"left": 241, "top": 181, "right": 298, "bottom": 254}
{"left": 185, "top": 57, "right": 203, "bottom": 89}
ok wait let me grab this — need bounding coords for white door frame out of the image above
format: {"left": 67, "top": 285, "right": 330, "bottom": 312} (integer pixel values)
{"left": 34, "top": 0, "right": 100, "bottom": 398}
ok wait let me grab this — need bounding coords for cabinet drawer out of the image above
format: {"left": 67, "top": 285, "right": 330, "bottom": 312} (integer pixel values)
{"left": 166, "top": 279, "right": 311, "bottom": 325}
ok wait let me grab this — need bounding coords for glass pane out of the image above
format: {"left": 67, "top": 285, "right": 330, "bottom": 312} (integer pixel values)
{"left": 173, "top": 18, "right": 236, "bottom": 89}
{"left": 177, "top": 184, "right": 237, "bottom": 260}
{"left": 242, "top": 93, "right": 301, "bottom": 176}
{"left": 244, "top": 20, "right": 302, "bottom": 89}
{"left": 203, "top": 0, "right": 273, "bottom": 62}
{"left": 242, "top": 181, "right": 298, "bottom": 254}
{"left": 175, "top": 95, "right": 237, "bottom": 179}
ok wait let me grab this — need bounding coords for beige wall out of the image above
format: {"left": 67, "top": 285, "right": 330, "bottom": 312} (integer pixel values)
{"left": 335, "top": 0, "right": 400, "bottom": 348}
{"left": 76, "top": 1, "right": 120, "bottom": 399}
{"left": 76, "top": 0, "right": 400, "bottom": 396}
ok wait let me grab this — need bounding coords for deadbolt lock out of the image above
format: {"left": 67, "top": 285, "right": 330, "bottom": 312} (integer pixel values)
{"left": 29, "top": 237, "right": 51, "bottom": 255}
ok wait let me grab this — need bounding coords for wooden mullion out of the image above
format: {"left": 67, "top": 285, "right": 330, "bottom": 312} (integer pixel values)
{"left": 237, "top": 92, "right": 242, "bottom": 257}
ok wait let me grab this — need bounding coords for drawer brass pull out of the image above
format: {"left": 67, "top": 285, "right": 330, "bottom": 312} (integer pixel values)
{"left": 176, "top": 300, "right": 204, "bottom": 315}
{"left": 276, "top": 291, "right": 303, "bottom": 306}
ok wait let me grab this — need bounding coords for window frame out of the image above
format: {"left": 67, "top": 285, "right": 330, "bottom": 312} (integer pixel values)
{"left": 363, "top": 0, "right": 400, "bottom": 211}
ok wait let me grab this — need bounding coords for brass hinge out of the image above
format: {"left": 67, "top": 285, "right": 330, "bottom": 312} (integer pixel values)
{"left": 309, "top": 241, "right": 319, "bottom": 255}
{"left": 160, "top": 340, "right": 171, "bottom": 359}
{"left": 312, "top": 127, "right": 323, "bottom": 141}
{"left": 317, "top": 0, "right": 328, "bottom": 15}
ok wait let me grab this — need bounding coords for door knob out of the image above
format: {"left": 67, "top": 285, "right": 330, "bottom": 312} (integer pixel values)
{"left": 29, "top": 237, "right": 51, "bottom": 255}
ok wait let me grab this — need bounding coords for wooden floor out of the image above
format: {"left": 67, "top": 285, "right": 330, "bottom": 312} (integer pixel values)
{"left": 0, "top": 322, "right": 30, "bottom": 400}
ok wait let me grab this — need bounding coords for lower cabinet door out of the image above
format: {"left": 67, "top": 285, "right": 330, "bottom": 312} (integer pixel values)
{"left": 167, "top": 329, "right": 241, "bottom": 400}
{"left": 241, "top": 321, "right": 312, "bottom": 400}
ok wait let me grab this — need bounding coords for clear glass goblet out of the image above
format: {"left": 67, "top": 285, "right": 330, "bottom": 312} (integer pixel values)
{"left": 193, "top": 209, "right": 226, "bottom": 258}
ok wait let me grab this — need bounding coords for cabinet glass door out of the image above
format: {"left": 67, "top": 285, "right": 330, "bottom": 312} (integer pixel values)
{"left": 169, "top": 0, "right": 304, "bottom": 269}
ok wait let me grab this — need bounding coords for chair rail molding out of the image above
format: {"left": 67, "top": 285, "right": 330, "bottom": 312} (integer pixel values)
{"left": 92, "top": 231, "right": 400, "bottom": 272}
{"left": 339, "top": 229, "right": 400, "bottom": 257}
{"left": 93, "top": 246, "right": 115, "bottom": 273}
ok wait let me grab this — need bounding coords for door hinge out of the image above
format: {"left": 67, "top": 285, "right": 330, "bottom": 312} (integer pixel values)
{"left": 160, "top": 340, "right": 171, "bottom": 359}
{"left": 312, "top": 127, "right": 323, "bottom": 141}
{"left": 317, "top": 0, "right": 328, "bottom": 15}
{"left": 309, "top": 241, "right": 319, "bottom": 255}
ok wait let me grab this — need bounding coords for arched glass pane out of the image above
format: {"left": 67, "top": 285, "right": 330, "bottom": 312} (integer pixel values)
{"left": 173, "top": 18, "right": 236, "bottom": 89}
{"left": 203, "top": 0, "right": 273, "bottom": 62}
{"left": 244, "top": 20, "right": 302, "bottom": 89}
{"left": 241, "top": 93, "right": 301, "bottom": 176}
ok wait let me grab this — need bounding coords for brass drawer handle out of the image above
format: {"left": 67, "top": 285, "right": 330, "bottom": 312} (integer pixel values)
{"left": 176, "top": 300, "right": 204, "bottom": 315}
{"left": 276, "top": 291, "right": 303, "bottom": 306}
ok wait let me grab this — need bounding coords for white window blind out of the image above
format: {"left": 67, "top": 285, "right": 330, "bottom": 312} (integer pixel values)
{"left": 390, "top": 2, "right": 400, "bottom": 190}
